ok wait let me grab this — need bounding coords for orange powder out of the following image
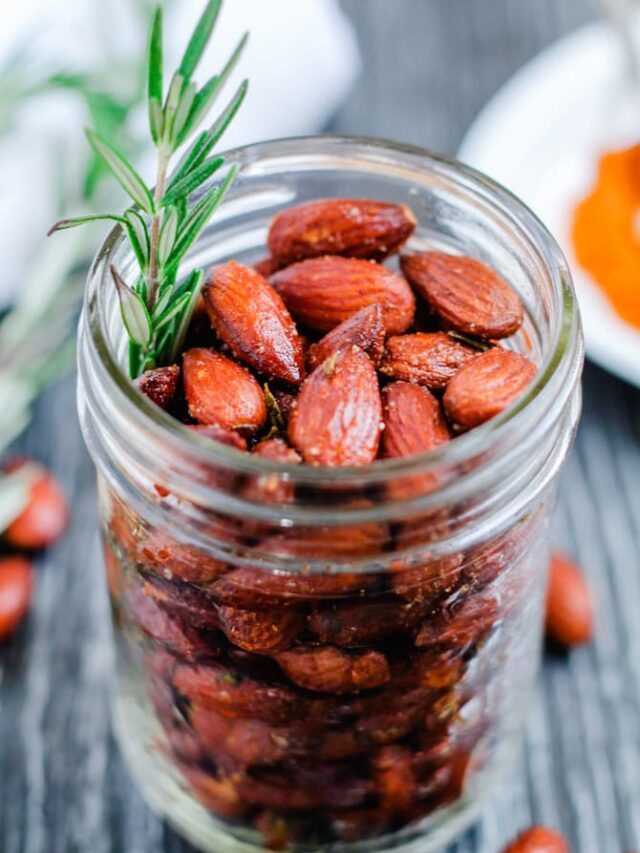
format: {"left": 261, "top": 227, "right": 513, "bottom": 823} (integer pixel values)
{"left": 572, "top": 143, "right": 640, "bottom": 329}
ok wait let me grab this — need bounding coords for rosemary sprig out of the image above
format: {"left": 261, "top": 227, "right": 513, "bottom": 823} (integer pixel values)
{"left": 50, "top": 0, "right": 249, "bottom": 378}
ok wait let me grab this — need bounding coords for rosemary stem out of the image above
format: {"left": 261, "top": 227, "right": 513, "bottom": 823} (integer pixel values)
{"left": 147, "top": 149, "right": 171, "bottom": 308}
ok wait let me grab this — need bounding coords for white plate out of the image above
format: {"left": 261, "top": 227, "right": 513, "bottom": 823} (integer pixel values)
{"left": 459, "top": 20, "right": 640, "bottom": 387}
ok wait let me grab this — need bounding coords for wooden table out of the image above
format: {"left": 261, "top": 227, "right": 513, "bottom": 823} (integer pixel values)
{"left": 3, "top": 1, "right": 640, "bottom": 850}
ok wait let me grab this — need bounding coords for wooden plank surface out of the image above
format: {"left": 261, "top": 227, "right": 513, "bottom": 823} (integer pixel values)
{"left": 4, "top": 1, "right": 640, "bottom": 850}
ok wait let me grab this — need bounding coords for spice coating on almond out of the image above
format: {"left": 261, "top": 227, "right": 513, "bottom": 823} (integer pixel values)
{"left": 380, "top": 332, "right": 479, "bottom": 391}
{"left": 288, "top": 346, "right": 382, "bottom": 466}
{"left": 204, "top": 261, "right": 305, "bottom": 386}
{"left": 443, "top": 348, "right": 536, "bottom": 429}
{"left": 183, "top": 348, "right": 267, "bottom": 434}
{"left": 545, "top": 554, "right": 594, "bottom": 647}
{"left": 268, "top": 198, "right": 416, "bottom": 266}
{"left": 270, "top": 256, "right": 415, "bottom": 334}
{"left": 501, "top": 826, "right": 570, "bottom": 853}
{"left": 307, "top": 304, "right": 385, "bottom": 370}
{"left": 401, "top": 251, "right": 523, "bottom": 339}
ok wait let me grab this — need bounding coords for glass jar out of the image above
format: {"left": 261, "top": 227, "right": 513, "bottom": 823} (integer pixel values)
{"left": 77, "top": 137, "right": 583, "bottom": 853}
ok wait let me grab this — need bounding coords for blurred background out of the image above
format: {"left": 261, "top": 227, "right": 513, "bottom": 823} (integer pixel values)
{"left": 1, "top": 1, "right": 639, "bottom": 852}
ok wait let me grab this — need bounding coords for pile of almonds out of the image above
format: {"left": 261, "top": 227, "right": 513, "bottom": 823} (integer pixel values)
{"left": 136, "top": 197, "right": 537, "bottom": 465}
{"left": 110, "top": 198, "right": 590, "bottom": 850}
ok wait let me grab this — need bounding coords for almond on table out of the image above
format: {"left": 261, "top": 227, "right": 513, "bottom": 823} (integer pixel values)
{"left": 268, "top": 198, "right": 416, "bottom": 266}
{"left": 0, "top": 557, "right": 33, "bottom": 641}
{"left": 401, "top": 251, "right": 524, "bottom": 339}
{"left": 545, "top": 553, "right": 594, "bottom": 647}
{"left": 270, "top": 255, "right": 415, "bottom": 334}
{"left": 501, "top": 826, "right": 570, "bottom": 853}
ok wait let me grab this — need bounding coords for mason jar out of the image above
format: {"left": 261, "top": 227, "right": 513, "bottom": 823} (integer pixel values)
{"left": 77, "top": 137, "right": 583, "bottom": 853}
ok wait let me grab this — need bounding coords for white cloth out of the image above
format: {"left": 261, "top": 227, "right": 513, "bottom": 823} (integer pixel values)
{"left": 0, "top": 0, "right": 360, "bottom": 304}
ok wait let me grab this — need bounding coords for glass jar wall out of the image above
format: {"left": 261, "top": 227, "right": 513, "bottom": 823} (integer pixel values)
{"left": 77, "top": 137, "right": 583, "bottom": 853}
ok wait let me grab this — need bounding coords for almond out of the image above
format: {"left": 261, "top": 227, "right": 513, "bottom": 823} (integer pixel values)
{"left": 288, "top": 346, "right": 382, "bottom": 466}
{"left": 380, "top": 331, "right": 479, "bottom": 391}
{"left": 270, "top": 256, "right": 415, "bottom": 334}
{"left": 501, "top": 826, "right": 569, "bottom": 853}
{"left": 443, "top": 348, "right": 536, "bottom": 429}
{"left": 545, "top": 554, "right": 594, "bottom": 647}
{"left": 275, "top": 645, "right": 390, "bottom": 694}
{"left": 204, "top": 261, "right": 305, "bottom": 386}
{"left": 183, "top": 348, "right": 267, "bottom": 434}
{"left": 188, "top": 424, "right": 248, "bottom": 451}
{"left": 252, "top": 437, "right": 301, "bottom": 465}
{"left": 4, "top": 461, "right": 68, "bottom": 550}
{"left": 252, "top": 256, "right": 278, "bottom": 277}
{"left": 268, "top": 198, "right": 416, "bottom": 266}
{"left": 0, "top": 557, "right": 33, "bottom": 641}
{"left": 217, "top": 604, "right": 303, "bottom": 654}
{"left": 135, "top": 364, "right": 180, "bottom": 411}
{"left": 401, "top": 251, "right": 523, "bottom": 339}
{"left": 307, "top": 304, "right": 385, "bottom": 370}
{"left": 381, "top": 382, "right": 451, "bottom": 459}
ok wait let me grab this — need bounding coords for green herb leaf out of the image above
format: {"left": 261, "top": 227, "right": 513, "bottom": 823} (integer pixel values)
{"left": 154, "top": 291, "right": 191, "bottom": 333}
{"left": 167, "top": 269, "right": 205, "bottom": 362}
{"left": 158, "top": 207, "right": 179, "bottom": 267}
{"left": 175, "top": 32, "right": 248, "bottom": 148}
{"left": 171, "top": 81, "right": 197, "bottom": 149}
{"left": 149, "top": 99, "right": 164, "bottom": 145}
{"left": 178, "top": 0, "right": 223, "bottom": 82}
{"left": 111, "top": 266, "right": 152, "bottom": 348}
{"left": 152, "top": 284, "right": 174, "bottom": 321}
{"left": 125, "top": 210, "right": 151, "bottom": 266}
{"left": 86, "top": 129, "right": 155, "bottom": 214}
{"left": 162, "top": 155, "right": 224, "bottom": 207}
{"left": 169, "top": 164, "right": 237, "bottom": 269}
{"left": 148, "top": 5, "right": 164, "bottom": 140}
{"left": 162, "top": 72, "right": 185, "bottom": 146}
{"left": 188, "top": 81, "right": 248, "bottom": 173}
{"left": 47, "top": 213, "right": 126, "bottom": 235}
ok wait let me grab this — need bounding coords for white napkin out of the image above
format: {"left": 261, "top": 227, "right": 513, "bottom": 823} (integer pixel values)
{"left": 0, "top": 0, "right": 360, "bottom": 305}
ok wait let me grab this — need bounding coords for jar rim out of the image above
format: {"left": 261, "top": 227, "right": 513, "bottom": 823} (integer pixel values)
{"left": 84, "top": 134, "right": 582, "bottom": 490}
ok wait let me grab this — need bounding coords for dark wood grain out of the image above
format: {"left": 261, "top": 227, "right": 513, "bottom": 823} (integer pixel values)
{"left": 4, "top": 1, "right": 640, "bottom": 852}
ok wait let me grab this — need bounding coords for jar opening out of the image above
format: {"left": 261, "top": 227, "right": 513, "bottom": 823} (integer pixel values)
{"left": 79, "top": 135, "right": 583, "bottom": 522}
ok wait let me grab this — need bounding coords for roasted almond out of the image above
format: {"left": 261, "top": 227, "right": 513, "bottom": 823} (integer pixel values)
{"left": 135, "top": 364, "right": 181, "bottom": 411}
{"left": 545, "top": 553, "right": 594, "bottom": 647}
{"left": 382, "top": 382, "right": 451, "bottom": 459}
{"left": 275, "top": 645, "right": 391, "bottom": 694}
{"left": 307, "top": 304, "right": 385, "bottom": 370}
{"left": 501, "top": 826, "right": 569, "bottom": 853}
{"left": 401, "top": 251, "right": 523, "bottom": 339}
{"left": 288, "top": 346, "right": 382, "bottom": 466}
{"left": 183, "top": 348, "right": 267, "bottom": 434}
{"left": 380, "top": 332, "right": 479, "bottom": 391}
{"left": 270, "top": 256, "right": 415, "bottom": 334}
{"left": 252, "top": 256, "right": 278, "bottom": 277}
{"left": 443, "top": 348, "right": 536, "bottom": 429}
{"left": 4, "top": 461, "right": 68, "bottom": 550}
{"left": 268, "top": 198, "right": 416, "bottom": 266}
{"left": 204, "top": 261, "right": 305, "bottom": 386}
{"left": 188, "top": 424, "right": 248, "bottom": 451}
